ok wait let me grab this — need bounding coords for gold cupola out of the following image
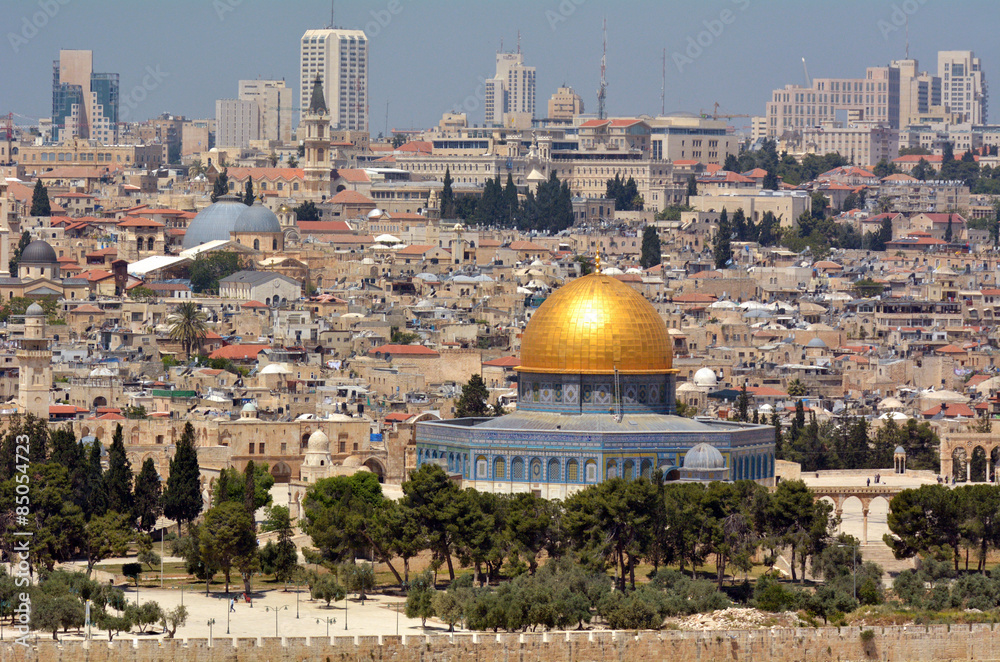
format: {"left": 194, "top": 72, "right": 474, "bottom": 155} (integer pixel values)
{"left": 517, "top": 273, "right": 675, "bottom": 375}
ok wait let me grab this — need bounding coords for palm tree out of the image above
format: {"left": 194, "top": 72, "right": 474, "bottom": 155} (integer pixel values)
{"left": 188, "top": 159, "right": 205, "bottom": 178}
{"left": 286, "top": 156, "right": 299, "bottom": 168}
{"left": 786, "top": 378, "right": 807, "bottom": 398}
{"left": 167, "top": 302, "right": 209, "bottom": 360}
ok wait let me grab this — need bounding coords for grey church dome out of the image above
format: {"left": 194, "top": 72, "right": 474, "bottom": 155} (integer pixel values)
{"left": 683, "top": 443, "right": 725, "bottom": 470}
{"left": 182, "top": 195, "right": 247, "bottom": 249}
{"left": 26, "top": 302, "right": 44, "bottom": 316}
{"left": 20, "top": 240, "right": 58, "bottom": 264}
{"left": 234, "top": 202, "right": 281, "bottom": 234}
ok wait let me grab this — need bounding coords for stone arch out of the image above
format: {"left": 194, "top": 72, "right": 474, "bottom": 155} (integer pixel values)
{"left": 530, "top": 457, "right": 542, "bottom": 481}
{"left": 95, "top": 427, "right": 106, "bottom": 440}
{"left": 301, "top": 432, "right": 310, "bottom": 449}
{"left": 971, "top": 446, "right": 988, "bottom": 482}
{"left": 81, "top": 426, "right": 91, "bottom": 437}
{"left": 270, "top": 461, "right": 292, "bottom": 483}
{"left": 93, "top": 396, "right": 107, "bottom": 408}
{"left": 952, "top": 446, "right": 969, "bottom": 482}
{"left": 130, "top": 428, "right": 140, "bottom": 445}
{"left": 622, "top": 459, "right": 635, "bottom": 481}
{"left": 476, "top": 455, "right": 488, "bottom": 479}
{"left": 363, "top": 458, "right": 385, "bottom": 482}
{"left": 493, "top": 456, "right": 506, "bottom": 480}
{"left": 585, "top": 459, "right": 598, "bottom": 482}
{"left": 640, "top": 459, "right": 653, "bottom": 479}
{"left": 606, "top": 459, "right": 618, "bottom": 480}
{"left": 991, "top": 447, "right": 1000, "bottom": 482}
{"left": 566, "top": 458, "right": 579, "bottom": 482}
{"left": 547, "top": 458, "right": 561, "bottom": 482}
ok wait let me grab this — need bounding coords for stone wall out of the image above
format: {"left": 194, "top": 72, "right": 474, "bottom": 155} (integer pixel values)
{"left": 8, "top": 624, "right": 1000, "bottom": 662}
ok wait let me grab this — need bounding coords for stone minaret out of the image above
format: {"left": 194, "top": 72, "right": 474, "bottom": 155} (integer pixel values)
{"left": 18, "top": 303, "right": 52, "bottom": 419}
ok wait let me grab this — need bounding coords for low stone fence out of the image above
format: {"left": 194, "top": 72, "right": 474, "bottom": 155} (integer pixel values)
{"left": 3, "top": 623, "right": 1000, "bottom": 661}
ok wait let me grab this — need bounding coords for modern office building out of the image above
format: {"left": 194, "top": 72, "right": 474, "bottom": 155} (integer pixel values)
{"left": 299, "top": 29, "right": 368, "bottom": 132}
{"left": 216, "top": 99, "right": 260, "bottom": 149}
{"left": 239, "top": 79, "right": 293, "bottom": 142}
{"left": 547, "top": 86, "right": 583, "bottom": 121}
{"left": 938, "top": 50, "right": 987, "bottom": 124}
{"left": 765, "top": 65, "right": 900, "bottom": 137}
{"left": 893, "top": 58, "right": 942, "bottom": 128}
{"left": 485, "top": 51, "right": 536, "bottom": 128}
{"left": 51, "top": 50, "right": 118, "bottom": 143}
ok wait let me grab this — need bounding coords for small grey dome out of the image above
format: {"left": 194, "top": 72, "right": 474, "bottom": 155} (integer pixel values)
{"left": 183, "top": 195, "right": 247, "bottom": 249}
{"left": 894, "top": 445, "right": 905, "bottom": 454}
{"left": 234, "top": 202, "right": 281, "bottom": 234}
{"left": 806, "top": 337, "right": 827, "bottom": 348}
{"left": 26, "top": 302, "right": 44, "bottom": 316}
{"left": 20, "top": 240, "right": 58, "bottom": 264}
{"left": 241, "top": 402, "right": 257, "bottom": 413}
{"left": 683, "top": 443, "right": 725, "bottom": 470}
{"left": 693, "top": 367, "right": 718, "bottom": 387}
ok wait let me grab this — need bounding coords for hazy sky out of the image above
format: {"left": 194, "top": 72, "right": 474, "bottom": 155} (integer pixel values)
{"left": 3, "top": 0, "right": 1000, "bottom": 132}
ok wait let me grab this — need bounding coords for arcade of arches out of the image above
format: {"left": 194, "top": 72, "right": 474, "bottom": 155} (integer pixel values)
{"left": 941, "top": 433, "right": 1000, "bottom": 483}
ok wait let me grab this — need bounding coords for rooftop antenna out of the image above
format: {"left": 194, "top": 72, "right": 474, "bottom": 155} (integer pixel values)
{"left": 597, "top": 18, "right": 607, "bottom": 120}
{"left": 328, "top": 0, "right": 334, "bottom": 28}
{"left": 661, "top": 48, "right": 666, "bottom": 116}
{"left": 517, "top": 29, "right": 521, "bottom": 54}
{"left": 801, "top": 57, "right": 811, "bottom": 88}
{"left": 905, "top": 15, "right": 909, "bottom": 59}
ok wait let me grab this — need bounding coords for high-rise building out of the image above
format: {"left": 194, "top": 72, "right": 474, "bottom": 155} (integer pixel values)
{"left": 51, "top": 50, "right": 118, "bottom": 143}
{"left": 299, "top": 29, "right": 368, "bottom": 132}
{"left": 765, "top": 66, "right": 899, "bottom": 138}
{"left": 216, "top": 99, "right": 260, "bottom": 149}
{"left": 547, "top": 86, "right": 584, "bottom": 120}
{"left": 893, "top": 59, "right": 942, "bottom": 128}
{"left": 938, "top": 50, "right": 987, "bottom": 124}
{"left": 484, "top": 51, "right": 536, "bottom": 127}
{"left": 239, "top": 79, "right": 293, "bottom": 142}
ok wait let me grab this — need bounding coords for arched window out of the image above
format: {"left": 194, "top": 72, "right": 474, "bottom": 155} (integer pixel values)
{"left": 548, "top": 458, "right": 561, "bottom": 481}
{"left": 606, "top": 459, "right": 618, "bottom": 480}
{"left": 623, "top": 460, "right": 635, "bottom": 481}
{"left": 493, "top": 457, "right": 506, "bottom": 480}
{"left": 511, "top": 457, "right": 524, "bottom": 481}
{"left": 272, "top": 238, "right": 278, "bottom": 250}
{"left": 640, "top": 459, "right": 653, "bottom": 479}
{"left": 147, "top": 237, "right": 155, "bottom": 250}
{"left": 530, "top": 458, "right": 541, "bottom": 481}
{"left": 253, "top": 239, "right": 260, "bottom": 250}
{"left": 567, "top": 459, "right": 579, "bottom": 482}
{"left": 476, "top": 455, "right": 487, "bottom": 478}
{"left": 136, "top": 237, "right": 142, "bottom": 252}
{"left": 585, "top": 460, "right": 598, "bottom": 482}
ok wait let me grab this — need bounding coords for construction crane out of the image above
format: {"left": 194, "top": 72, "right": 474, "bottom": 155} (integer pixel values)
{"left": 699, "top": 102, "right": 752, "bottom": 121}
{"left": 597, "top": 18, "right": 607, "bottom": 120}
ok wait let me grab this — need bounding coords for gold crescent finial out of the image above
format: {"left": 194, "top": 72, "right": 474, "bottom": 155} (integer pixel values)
{"left": 596, "top": 246, "right": 602, "bottom": 272}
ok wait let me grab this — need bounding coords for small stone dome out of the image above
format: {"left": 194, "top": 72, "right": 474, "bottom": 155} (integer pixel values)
{"left": 26, "top": 302, "right": 45, "bottom": 316}
{"left": 894, "top": 445, "right": 906, "bottom": 454}
{"left": 259, "top": 363, "right": 291, "bottom": 375}
{"left": 307, "top": 429, "right": 330, "bottom": 452}
{"left": 693, "top": 367, "right": 718, "bottom": 387}
{"left": 241, "top": 402, "right": 257, "bottom": 413}
{"left": 683, "top": 443, "right": 725, "bottom": 470}
{"left": 806, "top": 337, "right": 828, "bottom": 348}
{"left": 20, "top": 240, "right": 58, "bottom": 264}
{"left": 234, "top": 201, "right": 282, "bottom": 234}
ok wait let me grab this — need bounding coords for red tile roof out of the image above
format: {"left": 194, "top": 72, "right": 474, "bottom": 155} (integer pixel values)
{"left": 209, "top": 344, "right": 270, "bottom": 360}
{"left": 384, "top": 412, "right": 415, "bottom": 422}
{"left": 117, "top": 216, "right": 165, "bottom": 228}
{"left": 330, "top": 190, "right": 375, "bottom": 205}
{"left": 483, "top": 356, "right": 520, "bottom": 367}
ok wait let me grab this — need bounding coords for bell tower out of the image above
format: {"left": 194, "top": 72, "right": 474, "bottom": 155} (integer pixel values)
{"left": 17, "top": 302, "right": 52, "bottom": 419}
{"left": 302, "top": 76, "right": 330, "bottom": 200}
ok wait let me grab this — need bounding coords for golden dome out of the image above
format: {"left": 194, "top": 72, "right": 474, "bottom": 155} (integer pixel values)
{"left": 518, "top": 273, "right": 674, "bottom": 375}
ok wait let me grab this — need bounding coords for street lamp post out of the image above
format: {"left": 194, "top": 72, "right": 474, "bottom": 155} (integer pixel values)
{"left": 837, "top": 543, "right": 858, "bottom": 602}
{"left": 265, "top": 605, "right": 288, "bottom": 638}
{"left": 227, "top": 593, "right": 231, "bottom": 634}
{"left": 344, "top": 592, "right": 348, "bottom": 630}
{"left": 207, "top": 618, "right": 216, "bottom": 646}
{"left": 317, "top": 616, "right": 336, "bottom": 638}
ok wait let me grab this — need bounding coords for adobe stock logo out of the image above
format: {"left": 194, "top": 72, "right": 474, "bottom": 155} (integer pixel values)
{"left": 671, "top": 0, "right": 751, "bottom": 74}
{"left": 8, "top": 0, "right": 71, "bottom": 54}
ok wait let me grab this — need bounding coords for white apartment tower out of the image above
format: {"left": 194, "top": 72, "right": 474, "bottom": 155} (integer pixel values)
{"left": 938, "top": 50, "right": 987, "bottom": 124}
{"left": 299, "top": 29, "right": 368, "bottom": 132}
{"left": 485, "top": 52, "right": 536, "bottom": 127}
{"left": 239, "top": 79, "right": 293, "bottom": 142}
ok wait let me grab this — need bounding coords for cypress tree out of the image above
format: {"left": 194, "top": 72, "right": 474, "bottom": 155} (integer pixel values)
{"left": 105, "top": 424, "right": 133, "bottom": 515}
{"left": 686, "top": 174, "right": 698, "bottom": 198}
{"left": 133, "top": 458, "right": 163, "bottom": 532}
{"left": 211, "top": 168, "right": 229, "bottom": 203}
{"left": 243, "top": 176, "right": 254, "bottom": 206}
{"left": 163, "top": 422, "right": 202, "bottom": 535}
{"left": 504, "top": 173, "right": 518, "bottom": 226}
{"left": 243, "top": 460, "right": 257, "bottom": 531}
{"left": 30, "top": 180, "right": 51, "bottom": 216}
{"left": 441, "top": 167, "right": 454, "bottom": 218}
{"left": 85, "top": 439, "right": 108, "bottom": 519}
{"left": 640, "top": 226, "right": 661, "bottom": 268}
{"left": 713, "top": 209, "right": 733, "bottom": 269}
